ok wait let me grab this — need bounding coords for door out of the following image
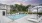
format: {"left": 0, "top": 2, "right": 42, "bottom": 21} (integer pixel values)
{"left": 0, "top": 10, "right": 6, "bottom": 16}
{"left": 3, "top": 11, "right": 5, "bottom": 16}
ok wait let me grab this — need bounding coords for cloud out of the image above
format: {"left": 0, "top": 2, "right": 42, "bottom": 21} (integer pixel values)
{"left": 0, "top": 0, "right": 42, "bottom": 5}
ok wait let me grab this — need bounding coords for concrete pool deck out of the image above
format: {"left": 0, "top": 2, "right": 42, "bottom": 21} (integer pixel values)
{"left": 0, "top": 16, "right": 12, "bottom": 23}
{"left": 8, "top": 14, "right": 40, "bottom": 23}
{"left": 0, "top": 14, "right": 42, "bottom": 23}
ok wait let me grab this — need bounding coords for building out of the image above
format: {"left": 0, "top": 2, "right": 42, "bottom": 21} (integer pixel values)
{"left": 0, "top": 4, "right": 10, "bottom": 16}
{"left": 28, "top": 6, "right": 42, "bottom": 13}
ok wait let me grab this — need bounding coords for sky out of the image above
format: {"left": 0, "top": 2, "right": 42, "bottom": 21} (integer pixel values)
{"left": 0, "top": 0, "right": 42, "bottom": 5}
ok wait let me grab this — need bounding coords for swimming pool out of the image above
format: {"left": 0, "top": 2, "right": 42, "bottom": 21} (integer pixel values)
{"left": 7, "top": 14, "right": 28, "bottom": 20}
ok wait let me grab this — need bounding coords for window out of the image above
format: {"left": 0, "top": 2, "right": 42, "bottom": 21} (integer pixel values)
{"left": 3, "top": 11, "right": 5, "bottom": 16}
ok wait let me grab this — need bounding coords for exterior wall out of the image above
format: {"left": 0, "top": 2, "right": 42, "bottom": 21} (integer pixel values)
{"left": 6, "top": 5, "right": 10, "bottom": 14}
{"left": 0, "top": 5, "right": 6, "bottom": 9}
{"left": 0, "top": 10, "right": 6, "bottom": 16}
{"left": 0, "top": 4, "right": 10, "bottom": 16}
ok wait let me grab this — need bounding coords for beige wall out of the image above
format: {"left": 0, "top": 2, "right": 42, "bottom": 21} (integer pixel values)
{"left": 6, "top": 5, "right": 10, "bottom": 14}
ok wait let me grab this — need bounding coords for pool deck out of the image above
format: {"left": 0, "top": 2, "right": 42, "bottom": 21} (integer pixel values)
{"left": 0, "top": 16, "right": 12, "bottom": 23}
{"left": 0, "top": 14, "right": 42, "bottom": 23}
{"left": 8, "top": 14, "right": 41, "bottom": 23}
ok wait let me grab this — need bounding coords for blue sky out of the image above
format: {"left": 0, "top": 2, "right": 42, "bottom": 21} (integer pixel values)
{"left": 0, "top": 0, "right": 42, "bottom": 5}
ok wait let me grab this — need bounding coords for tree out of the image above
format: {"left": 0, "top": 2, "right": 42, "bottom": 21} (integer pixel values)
{"left": 26, "top": 5, "right": 31, "bottom": 11}
{"left": 14, "top": 4, "right": 26, "bottom": 11}
{"left": 10, "top": 4, "right": 31, "bottom": 14}
{"left": 39, "top": 4, "right": 42, "bottom": 6}
{"left": 10, "top": 5, "right": 15, "bottom": 10}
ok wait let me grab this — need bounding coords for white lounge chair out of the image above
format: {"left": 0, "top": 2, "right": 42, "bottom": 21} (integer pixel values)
{"left": 27, "top": 16, "right": 42, "bottom": 23}
{"left": 27, "top": 18, "right": 39, "bottom": 22}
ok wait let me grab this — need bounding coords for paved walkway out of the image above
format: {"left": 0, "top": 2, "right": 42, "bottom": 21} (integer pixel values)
{"left": 0, "top": 16, "right": 12, "bottom": 23}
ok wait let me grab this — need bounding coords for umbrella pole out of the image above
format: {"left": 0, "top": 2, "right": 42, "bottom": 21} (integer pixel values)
{"left": 37, "top": 7, "right": 38, "bottom": 19}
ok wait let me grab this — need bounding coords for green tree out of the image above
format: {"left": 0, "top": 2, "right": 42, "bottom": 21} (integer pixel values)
{"left": 10, "top": 4, "right": 31, "bottom": 14}
{"left": 26, "top": 5, "right": 31, "bottom": 11}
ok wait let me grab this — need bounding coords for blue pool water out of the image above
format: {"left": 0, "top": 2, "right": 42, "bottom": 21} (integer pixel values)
{"left": 7, "top": 14, "right": 28, "bottom": 20}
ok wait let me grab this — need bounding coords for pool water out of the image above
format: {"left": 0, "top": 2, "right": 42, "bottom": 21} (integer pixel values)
{"left": 7, "top": 14, "right": 28, "bottom": 20}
